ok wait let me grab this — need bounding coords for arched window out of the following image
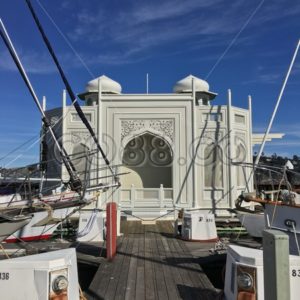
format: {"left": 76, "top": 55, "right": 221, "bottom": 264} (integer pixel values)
{"left": 204, "top": 143, "right": 223, "bottom": 188}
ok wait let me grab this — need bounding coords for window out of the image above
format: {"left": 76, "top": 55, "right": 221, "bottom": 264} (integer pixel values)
{"left": 204, "top": 144, "right": 223, "bottom": 188}
{"left": 86, "top": 98, "right": 93, "bottom": 106}
{"left": 71, "top": 113, "right": 92, "bottom": 122}
{"left": 235, "top": 114, "right": 245, "bottom": 124}
{"left": 204, "top": 113, "right": 222, "bottom": 122}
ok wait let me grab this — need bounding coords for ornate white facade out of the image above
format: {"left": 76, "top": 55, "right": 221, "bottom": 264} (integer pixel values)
{"left": 44, "top": 75, "right": 255, "bottom": 217}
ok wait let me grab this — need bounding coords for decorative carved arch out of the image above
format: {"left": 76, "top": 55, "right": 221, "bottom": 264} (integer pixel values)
{"left": 121, "top": 129, "right": 174, "bottom": 158}
{"left": 121, "top": 132, "right": 173, "bottom": 188}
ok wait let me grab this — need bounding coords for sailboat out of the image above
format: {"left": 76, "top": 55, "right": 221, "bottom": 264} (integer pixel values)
{"left": 223, "top": 40, "right": 300, "bottom": 299}
{"left": 232, "top": 38, "right": 300, "bottom": 253}
{"left": 236, "top": 162, "right": 300, "bottom": 255}
{"left": 0, "top": 1, "right": 122, "bottom": 242}
{"left": 0, "top": 213, "right": 32, "bottom": 242}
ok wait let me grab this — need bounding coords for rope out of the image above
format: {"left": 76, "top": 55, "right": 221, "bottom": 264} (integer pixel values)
{"left": 119, "top": 207, "right": 178, "bottom": 222}
{"left": 79, "top": 284, "right": 87, "bottom": 300}
{"left": 0, "top": 243, "right": 10, "bottom": 259}
{"left": 234, "top": 214, "right": 246, "bottom": 242}
{"left": 77, "top": 209, "right": 98, "bottom": 238}
{"left": 292, "top": 222, "right": 300, "bottom": 256}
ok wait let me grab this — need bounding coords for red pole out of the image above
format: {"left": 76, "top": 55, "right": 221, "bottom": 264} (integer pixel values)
{"left": 106, "top": 202, "right": 117, "bottom": 261}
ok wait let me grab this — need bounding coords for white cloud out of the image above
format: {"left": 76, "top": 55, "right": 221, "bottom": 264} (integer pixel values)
{"left": 5, "top": 0, "right": 300, "bottom": 71}
{"left": 28, "top": 0, "right": 300, "bottom": 69}
{"left": 0, "top": 47, "right": 82, "bottom": 74}
{"left": 253, "top": 1, "right": 300, "bottom": 25}
{"left": 65, "top": 0, "right": 261, "bottom": 66}
{"left": 0, "top": 49, "right": 56, "bottom": 74}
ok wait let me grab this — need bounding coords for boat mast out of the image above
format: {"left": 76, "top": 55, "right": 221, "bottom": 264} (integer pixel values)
{"left": 254, "top": 40, "right": 300, "bottom": 166}
{"left": 0, "top": 19, "right": 82, "bottom": 193}
{"left": 25, "top": 0, "right": 118, "bottom": 185}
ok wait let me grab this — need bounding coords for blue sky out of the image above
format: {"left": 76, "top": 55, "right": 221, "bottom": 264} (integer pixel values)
{"left": 1, "top": 0, "right": 300, "bottom": 167}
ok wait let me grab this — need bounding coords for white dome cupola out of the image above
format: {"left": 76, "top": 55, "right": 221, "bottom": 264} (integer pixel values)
{"left": 85, "top": 75, "right": 122, "bottom": 94}
{"left": 173, "top": 75, "right": 209, "bottom": 93}
{"left": 173, "top": 75, "right": 217, "bottom": 105}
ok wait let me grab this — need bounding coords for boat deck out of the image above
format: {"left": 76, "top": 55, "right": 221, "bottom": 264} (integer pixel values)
{"left": 86, "top": 220, "right": 221, "bottom": 300}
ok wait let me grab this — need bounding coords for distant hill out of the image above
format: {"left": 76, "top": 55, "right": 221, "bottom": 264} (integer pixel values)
{"left": 0, "top": 163, "right": 39, "bottom": 179}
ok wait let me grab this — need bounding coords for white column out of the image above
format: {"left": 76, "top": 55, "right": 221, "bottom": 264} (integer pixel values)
{"left": 131, "top": 184, "right": 135, "bottom": 209}
{"left": 146, "top": 73, "right": 149, "bottom": 94}
{"left": 227, "top": 89, "right": 233, "bottom": 208}
{"left": 159, "top": 184, "right": 164, "bottom": 208}
{"left": 247, "top": 95, "right": 253, "bottom": 192}
{"left": 192, "top": 78, "right": 197, "bottom": 208}
{"left": 40, "top": 96, "right": 47, "bottom": 182}
{"left": 42, "top": 95, "right": 46, "bottom": 111}
{"left": 97, "top": 78, "right": 102, "bottom": 208}
{"left": 61, "top": 89, "right": 68, "bottom": 182}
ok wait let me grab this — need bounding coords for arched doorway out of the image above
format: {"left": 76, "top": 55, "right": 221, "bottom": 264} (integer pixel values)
{"left": 121, "top": 133, "right": 173, "bottom": 208}
{"left": 122, "top": 133, "right": 172, "bottom": 188}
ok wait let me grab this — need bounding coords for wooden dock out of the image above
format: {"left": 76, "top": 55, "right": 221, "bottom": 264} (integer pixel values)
{"left": 86, "top": 221, "right": 221, "bottom": 300}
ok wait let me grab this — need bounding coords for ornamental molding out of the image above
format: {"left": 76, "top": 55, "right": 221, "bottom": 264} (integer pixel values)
{"left": 70, "top": 131, "right": 91, "bottom": 143}
{"left": 121, "top": 119, "right": 174, "bottom": 142}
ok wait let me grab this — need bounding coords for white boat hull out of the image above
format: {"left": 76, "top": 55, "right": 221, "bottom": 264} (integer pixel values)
{"left": 237, "top": 211, "right": 265, "bottom": 238}
{"left": 265, "top": 203, "right": 300, "bottom": 255}
{"left": 0, "top": 216, "right": 32, "bottom": 242}
{"left": 237, "top": 203, "right": 300, "bottom": 254}
{"left": 5, "top": 207, "right": 76, "bottom": 242}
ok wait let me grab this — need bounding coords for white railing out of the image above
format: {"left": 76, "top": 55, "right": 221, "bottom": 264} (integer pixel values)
{"left": 120, "top": 184, "right": 174, "bottom": 209}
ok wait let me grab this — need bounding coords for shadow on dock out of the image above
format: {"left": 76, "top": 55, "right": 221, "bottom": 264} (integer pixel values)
{"left": 85, "top": 220, "right": 223, "bottom": 300}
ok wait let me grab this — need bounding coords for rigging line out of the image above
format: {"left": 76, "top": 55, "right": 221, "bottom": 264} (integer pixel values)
{"left": 26, "top": 0, "right": 116, "bottom": 181}
{"left": 0, "top": 102, "right": 64, "bottom": 167}
{"left": 242, "top": 40, "right": 300, "bottom": 192}
{"left": 0, "top": 134, "right": 38, "bottom": 162}
{"left": 35, "top": 0, "right": 124, "bottom": 148}
{"left": 28, "top": 1, "right": 129, "bottom": 194}
{"left": 205, "top": 0, "right": 265, "bottom": 79}
{"left": 254, "top": 39, "right": 300, "bottom": 166}
{"left": 292, "top": 222, "right": 300, "bottom": 256}
{"left": 0, "top": 19, "right": 81, "bottom": 192}
{"left": 35, "top": 0, "right": 95, "bottom": 79}
{"left": 2, "top": 96, "right": 77, "bottom": 168}
{"left": 4, "top": 134, "right": 41, "bottom": 168}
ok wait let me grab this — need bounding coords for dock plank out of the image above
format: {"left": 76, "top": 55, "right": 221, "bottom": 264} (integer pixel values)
{"left": 135, "top": 224, "right": 145, "bottom": 300}
{"left": 87, "top": 220, "right": 219, "bottom": 300}
{"left": 124, "top": 224, "right": 139, "bottom": 300}
{"left": 150, "top": 224, "right": 168, "bottom": 300}
{"left": 144, "top": 231, "right": 157, "bottom": 300}
{"left": 88, "top": 236, "right": 125, "bottom": 299}
{"left": 104, "top": 236, "right": 130, "bottom": 300}
{"left": 155, "top": 232, "right": 181, "bottom": 300}
{"left": 114, "top": 234, "right": 134, "bottom": 300}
